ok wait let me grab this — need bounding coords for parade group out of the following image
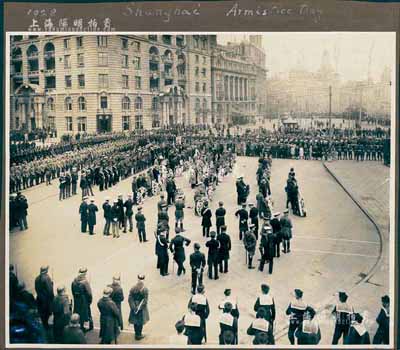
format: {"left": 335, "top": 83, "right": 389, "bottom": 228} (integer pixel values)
{"left": 9, "top": 126, "right": 390, "bottom": 346}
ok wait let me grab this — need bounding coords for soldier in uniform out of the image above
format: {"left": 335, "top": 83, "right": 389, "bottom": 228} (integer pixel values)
{"left": 373, "top": 295, "right": 390, "bottom": 344}
{"left": 254, "top": 284, "right": 276, "bottom": 338}
{"left": 79, "top": 197, "right": 89, "bottom": 233}
{"left": 157, "top": 194, "right": 168, "bottom": 212}
{"left": 175, "top": 194, "right": 185, "bottom": 231}
{"left": 217, "top": 225, "right": 231, "bottom": 274}
{"left": 71, "top": 267, "right": 93, "bottom": 332}
{"left": 243, "top": 224, "right": 257, "bottom": 269}
{"left": 218, "top": 289, "right": 239, "bottom": 318}
{"left": 215, "top": 201, "right": 226, "bottom": 235}
{"left": 249, "top": 203, "right": 259, "bottom": 240}
{"left": 286, "top": 288, "right": 307, "bottom": 345}
{"left": 65, "top": 172, "right": 71, "bottom": 198}
{"left": 155, "top": 231, "right": 169, "bottom": 276}
{"left": 97, "top": 287, "right": 122, "bottom": 344}
{"left": 280, "top": 209, "right": 293, "bottom": 253}
{"left": 270, "top": 212, "right": 282, "bottom": 258}
{"left": 295, "top": 306, "right": 321, "bottom": 345}
{"left": 135, "top": 206, "right": 147, "bottom": 242}
{"left": 258, "top": 226, "right": 275, "bottom": 274}
{"left": 201, "top": 201, "right": 212, "bottom": 238}
{"left": 116, "top": 194, "right": 126, "bottom": 232}
{"left": 34, "top": 265, "right": 54, "bottom": 329}
{"left": 62, "top": 314, "right": 87, "bottom": 344}
{"left": 205, "top": 231, "right": 220, "bottom": 280}
{"left": 108, "top": 276, "right": 124, "bottom": 330}
{"left": 16, "top": 192, "right": 29, "bottom": 231}
{"left": 344, "top": 313, "right": 371, "bottom": 344}
{"left": 80, "top": 173, "right": 88, "bottom": 199}
{"left": 52, "top": 285, "right": 72, "bottom": 343}
{"left": 189, "top": 243, "right": 206, "bottom": 295}
{"left": 188, "top": 285, "right": 210, "bottom": 344}
{"left": 169, "top": 227, "right": 191, "bottom": 276}
{"left": 235, "top": 203, "right": 249, "bottom": 241}
{"left": 88, "top": 198, "right": 98, "bottom": 235}
{"left": 331, "top": 291, "right": 354, "bottom": 344}
{"left": 183, "top": 302, "right": 204, "bottom": 344}
{"left": 102, "top": 198, "right": 112, "bottom": 236}
{"left": 124, "top": 194, "right": 134, "bottom": 233}
{"left": 111, "top": 200, "right": 120, "bottom": 238}
{"left": 218, "top": 302, "right": 238, "bottom": 344}
{"left": 128, "top": 275, "right": 149, "bottom": 341}
{"left": 158, "top": 206, "right": 170, "bottom": 240}
{"left": 71, "top": 168, "right": 78, "bottom": 195}
{"left": 59, "top": 173, "right": 66, "bottom": 201}
{"left": 247, "top": 308, "right": 273, "bottom": 345}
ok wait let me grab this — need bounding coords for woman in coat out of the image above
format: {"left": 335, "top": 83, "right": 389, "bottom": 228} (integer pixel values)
{"left": 97, "top": 287, "right": 122, "bottom": 344}
{"left": 128, "top": 275, "right": 149, "bottom": 340}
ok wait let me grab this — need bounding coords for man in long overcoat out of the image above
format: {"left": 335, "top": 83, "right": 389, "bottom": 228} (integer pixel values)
{"left": 169, "top": 228, "right": 191, "bottom": 276}
{"left": 108, "top": 276, "right": 124, "bottom": 329}
{"left": 79, "top": 197, "right": 89, "bottom": 233}
{"left": 71, "top": 267, "right": 93, "bottom": 332}
{"left": 88, "top": 199, "right": 98, "bottom": 235}
{"left": 52, "top": 285, "right": 71, "bottom": 343}
{"left": 217, "top": 226, "right": 231, "bottom": 273}
{"left": 128, "top": 275, "right": 149, "bottom": 341}
{"left": 34, "top": 265, "right": 54, "bottom": 329}
{"left": 97, "top": 287, "right": 122, "bottom": 344}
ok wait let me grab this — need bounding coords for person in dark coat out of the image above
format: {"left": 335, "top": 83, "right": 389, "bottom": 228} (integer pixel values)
{"left": 190, "top": 243, "right": 206, "bottom": 294}
{"left": 111, "top": 200, "right": 120, "bottom": 238}
{"left": 254, "top": 284, "right": 275, "bottom": 339}
{"left": 183, "top": 302, "right": 204, "bottom": 345}
{"left": 344, "top": 313, "right": 371, "bottom": 344}
{"left": 235, "top": 203, "right": 248, "bottom": 241}
{"left": 256, "top": 192, "right": 269, "bottom": 219}
{"left": 52, "top": 286, "right": 72, "bottom": 343}
{"left": 247, "top": 308, "right": 273, "bottom": 345}
{"left": 218, "top": 302, "right": 238, "bottom": 344}
{"left": 286, "top": 288, "right": 307, "bottom": 345}
{"left": 59, "top": 174, "right": 66, "bottom": 201}
{"left": 97, "top": 287, "right": 122, "bottom": 344}
{"left": 14, "top": 282, "right": 36, "bottom": 310}
{"left": 270, "top": 212, "right": 282, "bottom": 258}
{"left": 280, "top": 209, "right": 293, "bottom": 253}
{"left": 108, "top": 276, "right": 124, "bottom": 329}
{"left": 116, "top": 195, "right": 126, "bottom": 232}
{"left": 215, "top": 201, "right": 226, "bottom": 235}
{"left": 155, "top": 231, "right": 169, "bottom": 276}
{"left": 62, "top": 314, "right": 87, "bottom": 344}
{"left": 258, "top": 226, "right": 275, "bottom": 274}
{"left": 205, "top": 231, "right": 220, "bottom": 280}
{"left": 135, "top": 206, "right": 147, "bottom": 242}
{"left": 80, "top": 174, "right": 88, "bottom": 199}
{"left": 102, "top": 198, "right": 112, "bottom": 236}
{"left": 79, "top": 197, "right": 89, "bottom": 233}
{"left": 243, "top": 225, "right": 257, "bottom": 269}
{"left": 217, "top": 226, "right": 231, "bottom": 273}
{"left": 128, "top": 275, "right": 149, "bottom": 341}
{"left": 174, "top": 195, "right": 185, "bottom": 231}
{"left": 331, "top": 291, "right": 354, "bottom": 344}
{"left": 188, "top": 285, "right": 210, "bottom": 343}
{"left": 124, "top": 195, "right": 134, "bottom": 233}
{"left": 218, "top": 288, "right": 239, "bottom": 318}
{"left": 169, "top": 228, "right": 191, "bottom": 276}
{"left": 71, "top": 267, "right": 93, "bottom": 332}
{"left": 249, "top": 203, "right": 259, "bottom": 240}
{"left": 166, "top": 177, "right": 177, "bottom": 205}
{"left": 157, "top": 206, "right": 170, "bottom": 239}
{"left": 373, "top": 295, "right": 390, "bottom": 344}
{"left": 157, "top": 194, "right": 168, "bottom": 213}
{"left": 9, "top": 264, "right": 19, "bottom": 302}
{"left": 71, "top": 169, "right": 78, "bottom": 195}
{"left": 295, "top": 306, "right": 321, "bottom": 345}
{"left": 16, "top": 193, "right": 29, "bottom": 230}
{"left": 87, "top": 199, "right": 98, "bottom": 235}
{"left": 201, "top": 201, "right": 212, "bottom": 238}
{"left": 34, "top": 265, "right": 54, "bottom": 329}
{"left": 236, "top": 176, "right": 249, "bottom": 205}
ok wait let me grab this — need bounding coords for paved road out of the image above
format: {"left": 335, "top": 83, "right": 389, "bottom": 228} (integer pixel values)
{"left": 9, "top": 157, "right": 383, "bottom": 345}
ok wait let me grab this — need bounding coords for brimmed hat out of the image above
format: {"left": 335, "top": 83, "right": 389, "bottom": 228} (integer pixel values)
{"left": 79, "top": 267, "right": 88, "bottom": 274}
{"left": 138, "top": 274, "right": 145, "bottom": 280}
{"left": 40, "top": 265, "right": 49, "bottom": 273}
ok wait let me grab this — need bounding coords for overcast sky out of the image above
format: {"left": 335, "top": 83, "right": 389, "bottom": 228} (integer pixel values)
{"left": 217, "top": 33, "right": 395, "bottom": 82}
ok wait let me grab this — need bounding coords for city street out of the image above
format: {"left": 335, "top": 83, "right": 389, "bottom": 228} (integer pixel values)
{"left": 9, "top": 157, "right": 384, "bottom": 345}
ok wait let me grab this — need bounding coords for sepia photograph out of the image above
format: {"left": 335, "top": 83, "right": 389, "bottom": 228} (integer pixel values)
{"left": 6, "top": 32, "right": 395, "bottom": 347}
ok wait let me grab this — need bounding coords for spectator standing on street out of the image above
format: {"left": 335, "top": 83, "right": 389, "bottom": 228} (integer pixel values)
{"left": 217, "top": 225, "right": 231, "bottom": 274}
{"left": 124, "top": 194, "right": 134, "bottom": 233}
{"left": 128, "top": 275, "right": 149, "bottom": 341}
{"left": 373, "top": 295, "right": 390, "bottom": 344}
{"left": 52, "top": 285, "right": 72, "bottom": 343}
{"left": 87, "top": 198, "right": 98, "bottom": 235}
{"left": 135, "top": 206, "right": 148, "bottom": 243}
{"left": 79, "top": 197, "right": 89, "bottom": 233}
{"left": 108, "top": 276, "right": 124, "bottom": 330}
{"left": 111, "top": 200, "right": 120, "bottom": 238}
{"left": 15, "top": 192, "right": 29, "bottom": 231}
{"left": 102, "top": 198, "right": 112, "bottom": 236}
{"left": 34, "top": 265, "right": 54, "bottom": 329}
{"left": 62, "top": 314, "right": 87, "bottom": 344}
{"left": 71, "top": 267, "right": 93, "bottom": 332}
{"left": 97, "top": 287, "right": 122, "bottom": 344}
{"left": 331, "top": 291, "right": 354, "bottom": 344}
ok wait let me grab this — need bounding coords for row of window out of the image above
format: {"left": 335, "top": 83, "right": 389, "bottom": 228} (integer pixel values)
{"left": 64, "top": 115, "right": 144, "bottom": 132}
{"left": 195, "top": 67, "right": 207, "bottom": 77}
{"left": 195, "top": 82, "right": 207, "bottom": 93}
{"left": 63, "top": 36, "right": 141, "bottom": 51}
{"left": 195, "top": 55, "right": 208, "bottom": 65}
{"left": 60, "top": 96, "right": 144, "bottom": 112}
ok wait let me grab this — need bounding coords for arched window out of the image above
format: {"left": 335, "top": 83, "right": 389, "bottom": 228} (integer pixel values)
{"left": 152, "top": 97, "right": 159, "bottom": 111}
{"left": 12, "top": 47, "right": 22, "bottom": 59}
{"left": 78, "top": 97, "right": 86, "bottom": 111}
{"left": 44, "top": 42, "right": 55, "bottom": 53}
{"left": 122, "top": 96, "right": 131, "bottom": 110}
{"left": 164, "top": 49, "right": 173, "bottom": 61}
{"left": 27, "top": 44, "right": 38, "bottom": 57}
{"left": 47, "top": 97, "right": 55, "bottom": 112}
{"left": 65, "top": 97, "right": 72, "bottom": 111}
{"left": 149, "top": 46, "right": 159, "bottom": 56}
{"left": 135, "top": 96, "right": 143, "bottom": 110}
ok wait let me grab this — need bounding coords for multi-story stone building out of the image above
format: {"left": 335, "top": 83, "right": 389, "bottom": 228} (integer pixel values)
{"left": 211, "top": 35, "right": 267, "bottom": 125}
{"left": 9, "top": 34, "right": 214, "bottom": 134}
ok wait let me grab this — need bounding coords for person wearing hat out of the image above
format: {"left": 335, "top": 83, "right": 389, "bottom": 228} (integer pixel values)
{"left": 108, "top": 276, "right": 125, "bottom": 330}
{"left": 52, "top": 285, "right": 72, "bottom": 343}
{"left": 111, "top": 200, "right": 120, "bottom": 238}
{"left": 189, "top": 243, "right": 206, "bottom": 295}
{"left": 331, "top": 291, "right": 354, "bottom": 344}
{"left": 236, "top": 175, "right": 249, "bottom": 205}
{"left": 243, "top": 225, "right": 257, "bottom": 269}
{"left": 218, "top": 302, "right": 238, "bottom": 344}
{"left": 258, "top": 226, "right": 275, "bottom": 274}
{"left": 71, "top": 267, "right": 93, "bottom": 332}
{"left": 270, "top": 212, "right": 282, "bottom": 258}
{"left": 217, "top": 225, "right": 231, "bottom": 274}
{"left": 116, "top": 194, "right": 126, "bottom": 232}
{"left": 79, "top": 172, "right": 88, "bottom": 199}
{"left": 15, "top": 192, "right": 29, "bottom": 231}
{"left": 169, "top": 227, "right": 191, "bottom": 276}
{"left": 87, "top": 198, "right": 98, "bottom": 235}
{"left": 295, "top": 306, "right": 321, "bottom": 345}
{"left": 286, "top": 288, "right": 307, "bottom": 345}
{"left": 97, "top": 287, "right": 123, "bottom": 344}
{"left": 128, "top": 275, "right": 150, "bottom": 341}
{"left": 280, "top": 209, "right": 293, "bottom": 253}
{"left": 373, "top": 295, "right": 390, "bottom": 344}
{"left": 235, "top": 203, "right": 249, "bottom": 241}
{"left": 79, "top": 197, "right": 89, "bottom": 233}
{"left": 102, "top": 198, "right": 112, "bottom": 236}
{"left": 34, "top": 265, "right": 54, "bottom": 329}
{"left": 254, "top": 284, "right": 276, "bottom": 332}
{"left": 188, "top": 285, "right": 210, "bottom": 343}
{"left": 157, "top": 206, "right": 170, "bottom": 240}
{"left": 247, "top": 308, "right": 273, "bottom": 345}
{"left": 166, "top": 175, "right": 177, "bottom": 206}
{"left": 62, "top": 314, "right": 87, "bottom": 344}
{"left": 175, "top": 194, "right": 186, "bottom": 231}
{"left": 135, "top": 206, "right": 148, "bottom": 243}
{"left": 205, "top": 231, "right": 220, "bottom": 279}
{"left": 218, "top": 289, "right": 239, "bottom": 318}
{"left": 256, "top": 190, "right": 269, "bottom": 219}
{"left": 124, "top": 194, "right": 134, "bottom": 233}
{"left": 249, "top": 203, "right": 259, "bottom": 240}
{"left": 155, "top": 231, "right": 169, "bottom": 276}
{"left": 215, "top": 201, "right": 226, "bottom": 235}
{"left": 182, "top": 302, "right": 204, "bottom": 344}
{"left": 157, "top": 194, "right": 168, "bottom": 213}
{"left": 344, "top": 313, "right": 371, "bottom": 344}
{"left": 201, "top": 201, "right": 212, "bottom": 238}
{"left": 59, "top": 172, "right": 66, "bottom": 201}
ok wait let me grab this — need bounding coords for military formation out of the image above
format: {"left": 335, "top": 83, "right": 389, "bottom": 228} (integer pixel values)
{"left": 9, "top": 126, "right": 391, "bottom": 345}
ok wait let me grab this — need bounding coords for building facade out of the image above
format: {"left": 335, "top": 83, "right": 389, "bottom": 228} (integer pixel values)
{"left": 10, "top": 34, "right": 215, "bottom": 134}
{"left": 211, "top": 35, "right": 267, "bottom": 125}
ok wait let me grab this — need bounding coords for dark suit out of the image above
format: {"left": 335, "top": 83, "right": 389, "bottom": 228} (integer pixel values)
{"left": 169, "top": 234, "right": 191, "bottom": 275}
{"left": 88, "top": 203, "right": 98, "bottom": 234}
{"left": 79, "top": 202, "right": 89, "bottom": 233}
{"left": 201, "top": 207, "right": 212, "bottom": 238}
{"left": 215, "top": 207, "right": 226, "bottom": 234}
{"left": 206, "top": 238, "right": 220, "bottom": 279}
{"left": 34, "top": 273, "right": 54, "bottom": 328}
{"left": 190, "top": 251, "right": 206, "bottom": 294}
{"left": 102, "top": 202, "right": 112, "bottom": 235}
{"left": 217, "top": 232, "right": 231, "bottom": 273}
